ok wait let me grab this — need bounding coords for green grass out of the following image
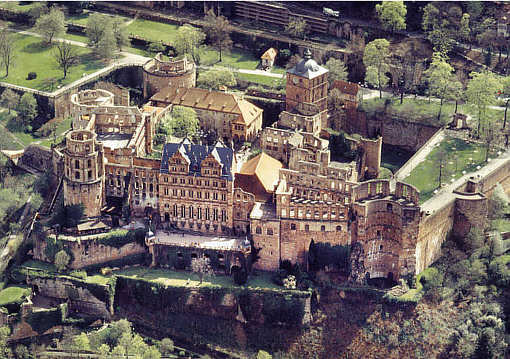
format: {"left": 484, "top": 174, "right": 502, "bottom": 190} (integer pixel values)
{"left": 21, "top": 260, "right": 57, "bottom": 272}
{"left": 0, "top": 285, "right": 30, "bottom": 306}
{"left": 67, "top": 10, "right": 131, "bottom": 26}
{"left": 492, "top": 219, "right": 510, "bottom": 233}
{"left": 1, "top": 33, "right": 105, "bottom": 90}
{"left": 0, "top": 1, "right": 38, "bottom": 12}
{"left": 403, "top": 137, "right": 489, "bottom": 203}
{"left": 60, "top": 32, "right": 88, "bottom": 44}
{"left": 235, "top": 72, "right": 285, "bottom": 87}
{"left": 126, "top": 18, "right": 179, "bottom": 43}
{"left": 360, "top": 98, "right": 466, "bottom": 127}
{"left": 112, "top": 267, "right": 286, "bottom": 291}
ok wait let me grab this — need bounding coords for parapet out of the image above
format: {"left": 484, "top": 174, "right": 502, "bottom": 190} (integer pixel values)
{"left": 66, "top": 130, "right": 97, "bottom": 155}
{"left": 352, "top": 179, "right": 419, "bottom": 205}
{"left": 143, "top": 53, "right": 194, "bottom": 76}
{"left": 70, "top": 89, "right": 114, "bottom": 109}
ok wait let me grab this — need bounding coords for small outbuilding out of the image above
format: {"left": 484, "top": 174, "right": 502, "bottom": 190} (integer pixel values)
{"left": 261, "top": 48, "right": 278, "bottom": 69}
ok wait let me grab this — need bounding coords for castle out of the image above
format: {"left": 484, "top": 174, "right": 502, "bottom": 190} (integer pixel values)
{"left": 26, "top": 51, "right": 508, "bottom": 283}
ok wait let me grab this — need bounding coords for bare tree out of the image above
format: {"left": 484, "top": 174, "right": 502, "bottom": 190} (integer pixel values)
{"left": 0, "top": 29, "right": 14, "bottom": 77}
{"left": 53, "top": 41, "right": 78, "bottom": 79}
{"left": 437, "top": 149, "right": 448, "bottom": 188}
{"left": 191, "top": 257, "right": 214, "bottom": 284}
{"left": 203, "top": 9, "right": 232, "bottom": 62}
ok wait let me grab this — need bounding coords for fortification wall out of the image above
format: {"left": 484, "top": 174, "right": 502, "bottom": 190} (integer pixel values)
{"left": 415, "top": 200, "right": 455, "bottom": 274}
{"left": 18, "top": 145, "right": 53, "bottom": 173}
{"left": 29, "top": 277, "right": 111, "bottom": 319}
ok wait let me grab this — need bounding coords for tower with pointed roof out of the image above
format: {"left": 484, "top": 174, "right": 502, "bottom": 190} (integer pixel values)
{"left": 285, "top": 48, "right": 329, "bottom": 127}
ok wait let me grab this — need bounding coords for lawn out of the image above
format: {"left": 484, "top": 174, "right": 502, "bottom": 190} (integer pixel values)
{"left": 360, "top": 98, "right": 465, "bottom": 127}
{"left": 67, "top": 10, "right": 130, "bottom": 27}
{"left": 0, "top": 1, "right": 38, "bottom": 12}
{"left": 113, "top": 266, "right": 288, "bottom": 292}
{"left": 236, "top": 72, "right": 285, "bottom": 87}
{"left": 0, "top": 285, "right": 30, "bottom": 306}
{"left": 0, "top": 33, "right": 105, "bottom": 90}
{"left": 403, "top": 137, "right": 490, "bottom": 203}
{"left": 126, "top": 18, "right": 180, "bottom": 44}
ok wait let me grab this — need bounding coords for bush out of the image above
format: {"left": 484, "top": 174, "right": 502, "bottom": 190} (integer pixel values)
{"left": 233, "top": 267, "right": 247, "bottom": 285}
{"left": 100, "top": 267, "right": 112, "bottom": 276}
{"left": 419, "top": 267, "right": 443, "bottom": 291}
{"left": 27, "top": 72, "right": 37, "bottom": 80}
{"left": 69, "top": 270, "right": 87, "bottom": 280}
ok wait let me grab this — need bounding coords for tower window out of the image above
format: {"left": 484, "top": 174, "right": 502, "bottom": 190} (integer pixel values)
{"left": 75, "top": 160, "right": 80, "bottom": 169}
{"left": 75, "top": 171, "right": 80, "bottom": 180}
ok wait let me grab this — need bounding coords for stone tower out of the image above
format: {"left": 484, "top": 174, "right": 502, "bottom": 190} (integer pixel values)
{"left": 63, "top": 130, "right": 105, "bottom": 218}
{"left": 285, "top": 48, "right": 329, "bottom": 127}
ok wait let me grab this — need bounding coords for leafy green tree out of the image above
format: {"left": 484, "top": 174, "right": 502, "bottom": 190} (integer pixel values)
{"left": 325, "top": 57, "right": 348, "bottom": 85}
{"left": 489, "top": 183, "right": 509, "bottom": 220}
{"left": 98, "top": 344, "right": 110, "bottom": 359}
{"left": 159, "top": 338, "right": 174, "bottom": 355}
{"left": 105, "top": 320, "right": 132, "bottom": 348}
{"left": 96, "top": 24, "right": 117, "bottom": 60}
{"left": 142, "top": 347, "right": 161, "bottom": 359}
{"left": 52, "top": 203, "right": 84, "bottom": 229}
{"left": 0, "top": 326, "right": 11, "bottom": 359}
{"left": 284, "top": 17, "right": 308, "bottom": 40}
{"left": 174, "top": 25, "right": 205, "bottom": 64}
{"left": 375, "top": 1, "right": 407, "bottom": 33}
{"left": 160, "top": 106, "right": 199, "bottom": 139}
{"left": 459, "top": 13, "right": 471, "bottom": 45}
{"left": 1, "top": 89, "right": 19, "bottom": 114}
{"left": 118, "top": 332, "right": 132, "bottom": 359}
{"left": 16, "top": 93, "right": 37, "bottom": 128}
{"left": 34, "top": 8, "right": 65, "bottom": 45}
{"left": 423, "top": 52, "right": 462, "bottom": 121}
{"left": 53, "top": 41, "right": 78, "bottom": 79}
{"left": 27, "top": 2, "right": 48, "bottom": 24}
{"left": 54, "top": 250, "right": 70, "bottom": 272}
{"left": 466, "top": 71, "right": 501, "bottom": 136}
{"left": 111, "top": 17, "right": 129, "bottom": 51}
{"left": 0, "top": 29, "right": 15, "bottom": 77}
{"left": 257, "top": 350, "right": 272, "bottom": 359}
{"left": 73, "top": 333, "right": 90, "bottom": 358}
{"left": 203, "top": 9, "right": 232, "bottom": 62}
{"left": 86, "top": 13, "right": 110, "bottom": 47}
{"left": 363, "top": 39, "right": 390, "bottom": 98}
{"left": 422, "top": 3, "right": 457, "bottom": 55}
{"left": 197, "top": 68, "right": 236, "bottom": 90}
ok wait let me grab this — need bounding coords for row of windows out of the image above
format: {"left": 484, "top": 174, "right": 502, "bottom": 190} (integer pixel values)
{"left": 162, "top": 204, "right": 228, "bottom": 222}
{"left": 68, "top": 159, "right": 93, "bottom": 170}
{"left": 68, "top": 169, "right": 93, "bottom": 181}
{"left": 286, "top": 223, "right": 342, "bottom": 232}
{"left": 162, "top": 176, "right": 226, "bottom": 188}
{"left": 161, "top": 188, "right": 227, "bottom": 201}
{"left": 282, "top": 207, "right": 344, "bottom": 219}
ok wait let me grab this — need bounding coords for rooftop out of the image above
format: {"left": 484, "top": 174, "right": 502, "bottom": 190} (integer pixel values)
{"left": 149, "top": 230, "right": 250, "bottom": 252}
{"left": 287, "top": 48, "right": 328, "bottom": 80}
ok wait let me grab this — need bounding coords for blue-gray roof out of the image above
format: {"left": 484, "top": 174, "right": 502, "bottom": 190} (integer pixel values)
{"left": 160, "top": 140, "right": 234, "bottom": 180}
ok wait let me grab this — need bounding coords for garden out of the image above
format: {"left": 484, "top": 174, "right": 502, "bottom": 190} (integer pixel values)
{"left": 403, "top": 137, "right": 491, "bottom": 203}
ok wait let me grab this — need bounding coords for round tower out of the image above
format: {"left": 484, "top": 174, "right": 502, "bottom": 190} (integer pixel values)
{"left": 63, "top": 130, "right": 105, "bottom": 218}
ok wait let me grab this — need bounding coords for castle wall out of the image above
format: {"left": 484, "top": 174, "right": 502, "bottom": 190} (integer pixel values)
{"left": 18, "top": 145, "right": 53, "bottom": 173}
{"left": 142, "top": 57, "right": 196, "bottom": 99}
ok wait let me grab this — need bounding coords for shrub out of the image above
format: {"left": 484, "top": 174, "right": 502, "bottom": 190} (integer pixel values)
{"left": 419, "top": 267, "right": 443, "bottom": 291}
{"left": 69, "top": 270, "right": 87, "bottom": 280}
{"left": 27, "top": 72, "right": 37, "bottom": 80}
{"left": 100, "top": 267, "right": 112, "bottom": 276}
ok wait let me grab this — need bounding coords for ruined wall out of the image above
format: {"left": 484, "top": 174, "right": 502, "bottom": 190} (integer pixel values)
{"left": 29, "top": 277, "right": 111, "bottom": 319}
{"left": 251, "top": 218, "right": 281, "bottom": 271}
{"left": 18, "top": 145, "right": 53, "bottom": 173}
{"left": 452, "top": 194, "right": 488, "bottom": 240}
{"left": 142, "top": 57, "right": 196, "bottom": 99}
{"left": 94, "top": 81, "right": 130, "bottom": 106}
{"left": 347, "top": 112, "right": 440, "bottom": 152}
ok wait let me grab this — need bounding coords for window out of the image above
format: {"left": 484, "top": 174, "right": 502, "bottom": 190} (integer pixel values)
{"left": 256, "top": 227, "right": 262, "bottom": 234}
{"left": 75, "top": 160, "right": 80, "bottom": 169}
{"left": 267, "top": 228, "right": 273, "bottom": 235}
{"left": 291, "top": 223, "right": 296, "bottom": 230}
{"left": 75, "top": 171, "right": 80, "bottom": 180}
{"left": 87, "top": 159, "right": 91, "bottom": 167}
{"left": 87, "top": 170, "right": 92, "bottom": 179}
{"left": 321, "top": 225, "right": 326, "bottom": 232}
{"left": 336, "top": 225, "right": 342, "bottom": 231}
{"left": 387, "top": 203, "right": 393, "bottom": 212}
{"left": 213, "top": 208, "right": 218, "bottom": 221}
{"left": 305, "top": 224, "right": 309, "bottom": 232}
{"left": 197, "top": 207, "right": 202, "bottom": 219}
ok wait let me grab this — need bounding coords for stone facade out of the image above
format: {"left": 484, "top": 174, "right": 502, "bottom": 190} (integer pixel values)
{"left": 142, "top": 53, "right": 196, "bottom": 99}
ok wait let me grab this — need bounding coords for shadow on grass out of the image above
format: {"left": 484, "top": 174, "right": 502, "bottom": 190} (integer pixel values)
{"left": 77, "top": 52, "right": 104, "bottom": 71}
{"left": 22, "top": 40, "right": 52, "bottom": 54}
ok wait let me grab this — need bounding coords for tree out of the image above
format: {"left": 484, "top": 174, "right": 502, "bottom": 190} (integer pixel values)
{"left": 72, "top": 333, "right": 90, "bottom": 358}
{"left": 422, "top": 3, "right": 457, "bottom": 55}
{"left": 459, "top": 13, "right": 471, "bottom": 45}
{"left": 160, "top": 106, "right": 199, "bottom": 139}
{"left": 147, "top": 42, "right": 166, "bottom": 56}
{"left": 118, "top": 332, "right": 133, "bottom": 359}
{"left": 0, "top": 29, "right": 14, "bottom": 77}
{"left": 191, "top": 257, "right": 214, "bottom": 284}
{"left": 142, "top": 347, "right": 161, "bottom": 359}
{"left": 489, "top": 183, "right": 509, "bottom": 220}
{"left": 98, "top": 344, "right": 110, "bottom": 359}
{"left": 197, "top": 68, "right": 236, "bottom": 90}
{"left": 16, "top": 93, "right": 37, "bottom": 128}
{"left": 481, "top": 124, "right": 496, "bottom": 162}
{"left": 284, "top": 17, "right": 308, "bottom": 40}
{"left": 423, "top": 52, "right": 461, "bottom": 122}
{"left": 96, "top": 24, "right": 117, "bottom": 60}
{"left": 104, "top": 319, "right": 132, "bottom": 348}
{"left": 375, "top": 1, "right": 407, "bottom": 33}
{"left": 111, "top": 17, "right": 128, "bottom": 51}
{"left": 0, "top": 89, "right": 19, "bottom": 114}
{"left": 436, "top": 148, "right": 448, "bottom": 188}
{"left": 14, "top": 345, "right": 29, "bottom": 359}
{"left": 325, "top": 57, "right": 348, "bottom": 85}
{"left": 54, "top": 250, "right": 70, "bottom": 272}
{"left": 174, "top": 25, "right": 206, "bottom": 64}
{"left": 257, "top": 351, "right": 272, "bottom": 359}
{"left": 363, "top": 39, "right": 390, "bottom": 98}
{"left": 501, "top": 76, "right": 510, "bottom": 129}
{"left": 86, "top": 13, "right": 110, "bottom": 48}
{"left": 27, "top": 2, "right": 48, "bottom": 24}
{"left": 466, "top": 71, "right": 501, "bottom": 136}
{"left": 0, "top": 326, "right": 11, "bottom": 359}
{"left": 159, "top": 338, "right": 174, "bottom": 355}
{"left": 285, "top": 54, "right": 301, "bottom": 70}
{"left": 203, "top": 9, "right": 232, "bottom": 62}
{"left": 54, "top": 41, "right": 78, "bottom": 79}
{"left": 34, "top": 8, "right": 65, "bottom": 45}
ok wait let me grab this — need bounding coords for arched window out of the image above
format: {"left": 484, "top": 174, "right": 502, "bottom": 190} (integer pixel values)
{"left": 256, "top": 227, "right": 262, "bottom": 234}
{"left": 321, "top": 225, "right": 326, "bottom": 232}
{"left": 336, "top": 225, "right": 342, "bottom": 231}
